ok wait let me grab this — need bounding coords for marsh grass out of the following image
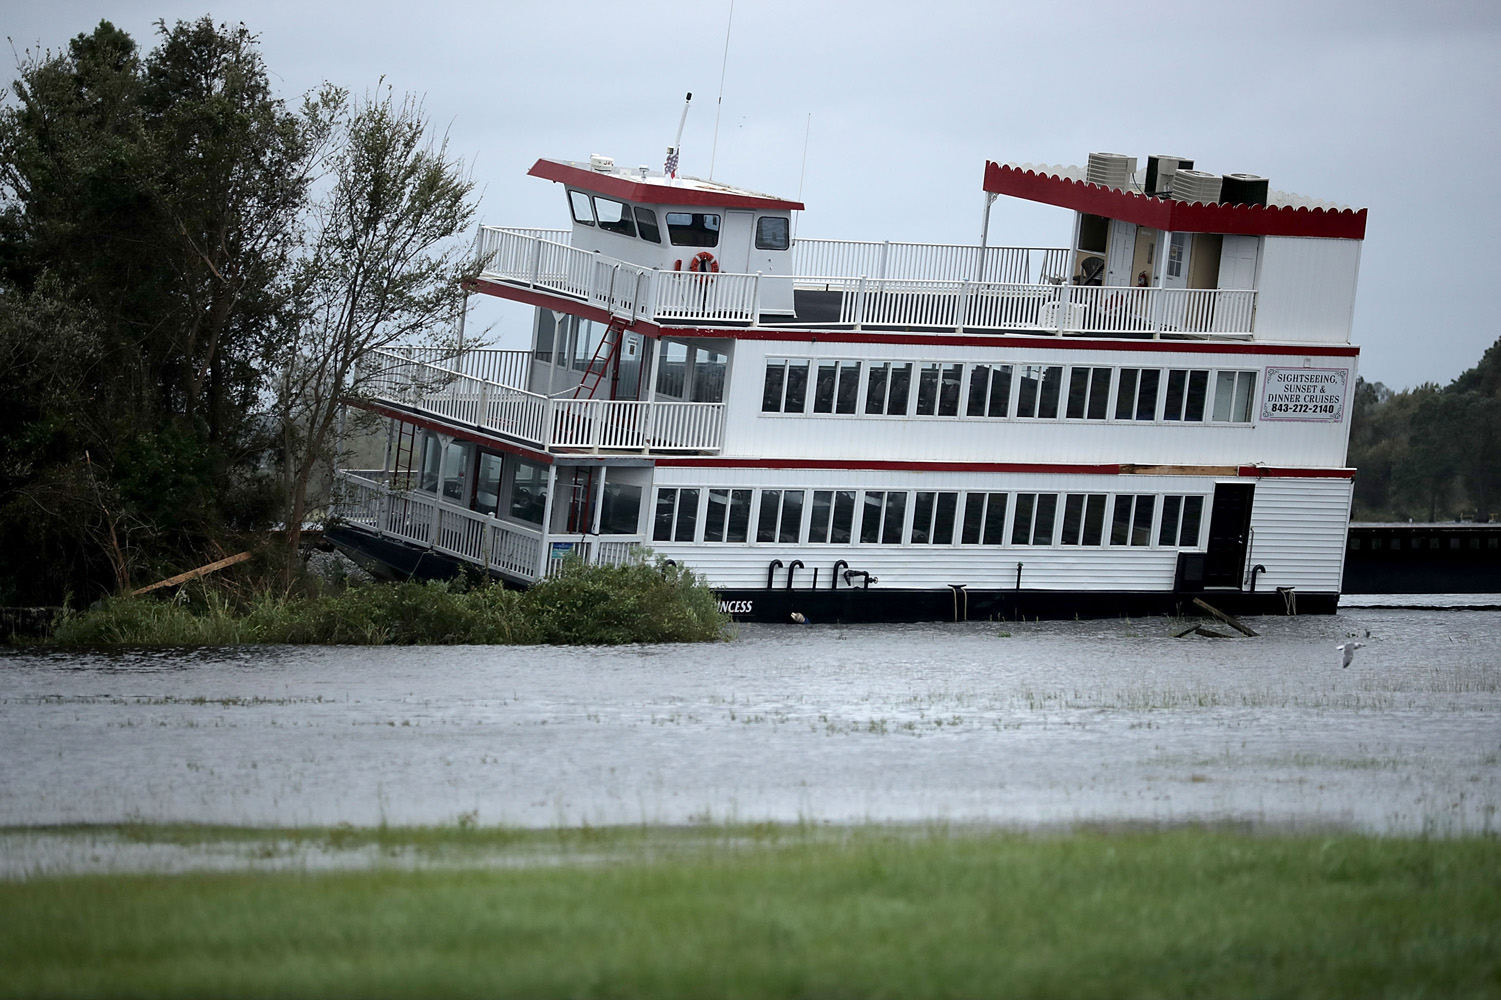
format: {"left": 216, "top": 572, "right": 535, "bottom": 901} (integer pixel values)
{"left": 43, "top": 558, "right": 727, "bottom": 647}
{"left": 1, "top": 825, "right": 1497, "bottom": 999}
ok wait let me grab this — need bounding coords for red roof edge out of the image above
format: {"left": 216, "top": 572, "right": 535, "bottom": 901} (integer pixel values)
{"left": 528, "top": 159, "right": 804, "bottom": 212}
{"left": 982, "top": 162, "right": 1367, "bottom": 240}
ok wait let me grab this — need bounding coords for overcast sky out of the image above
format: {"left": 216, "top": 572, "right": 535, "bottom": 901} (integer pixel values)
{"left": 8, "top": 0, "right": 1500, "bottom": 388}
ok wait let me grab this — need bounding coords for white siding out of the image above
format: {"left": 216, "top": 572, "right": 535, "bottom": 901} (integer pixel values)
{"left": 1245, "top": 477, "right": 1353, "bottom": 592}
{"left": 1253, "top": 237, "right": 1361, "bottom": 344}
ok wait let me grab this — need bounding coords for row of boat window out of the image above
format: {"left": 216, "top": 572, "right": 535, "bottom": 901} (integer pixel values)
{"left": 762, "top": 359, "right": 1259, "bottom": 423}
{"left": 653, "top": 487, "right": 1206, "bottom": 549}
{"left": 567, "top": 189, "right": 790, "bottom": 250}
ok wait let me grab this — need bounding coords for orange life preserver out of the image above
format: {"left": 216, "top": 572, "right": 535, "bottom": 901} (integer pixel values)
{"left": 688, "top": 251, "right": 719, "bottom": 274}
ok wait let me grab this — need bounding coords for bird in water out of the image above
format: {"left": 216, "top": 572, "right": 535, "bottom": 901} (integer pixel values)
{"left": 1337, "top": 641, "right": 1365, "bottom": 668}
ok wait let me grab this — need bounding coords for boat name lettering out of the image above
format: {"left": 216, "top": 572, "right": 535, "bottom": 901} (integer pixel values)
{"left": 717, "top": 600, "right": 754, "bottom": 615}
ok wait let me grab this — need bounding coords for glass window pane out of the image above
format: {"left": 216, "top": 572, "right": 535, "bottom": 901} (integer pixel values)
{"left": 568, "top": 190, "right": 595, "bottom": 225}
{"left": 916, "top": 365, "right": 939, "bottom": 416}
{"left": 831, "top": 491, "right": 856, "bottom": 544}
{"left": 705, "top": 489, "right": 729, "bottom": 543}
{"left": 1180, "top": 496, "right": 1204, "bottom": 546}
{"left": 888, "top": 364, "right": 912, "bottom": 414}
{"left": 881, "top": 491, "right": 907, "bottom": 544}
{"left": 962, "top": 493, "right": 985, "bottom": 543}
{"left": 1087, "top": 368, "right": 1113, "bottom": 420}
{"left": 593, "top": 196, "right": 635, "bottom": 237}
{"left": 600, "top": 482, "right": 641, "bottom": 535}
{"left": 509, "top": 460, "right": 546, "bottom": 525}
{"left": 1012, "top": 493, "right": 1036, "bottom": 545}
{"left": 836, "top": 362, "right": 861, "bottom": 413}
{"left": 726, "top": 490, "right": 752, "bottom": 543}
{"left": 1137, "top": 369, "right": 1160, "bottom": 420}
{"left": 665, "top": 212, "right": 720, "bottom": 247}
{"left": 755, "top": 216, "right": 790, "bottom": 250}
{"left": 634, "top": 206, "right": 661, "bottom": 243}
{"left": 1032, "top": 494, "right": 1057, "bottom": 545}
{"left": 1038, "top": 367, "right": 1063, "bottom": 419}
{"left": 1116, "top": 368, "right": 1138, "bottom": 420}
{"left": 1159, "top": 496, "right": 1182, "bottom": 546}
{"left": 813, "top": 363, "right": 837, "bottom": 413}
{"left": 653, "top": 490, "right": 676, "bottom": 541}
{"left": 1235, "top": 372, "right": 1256, "bottom": 422}
{"left": 809, "top": 490, "right": 833, "bottom": 543}
{"left": 1110, "top": 496, "right": 1132, "bottom": 545}
{"left": 982, "top": 493, "right": 1007, "bottom": 545}
{"left": 939, "top": 365, "right": 963, "bottom": 416}
{"left": 779, "top": 491, "right": 804, "bottom": 544}
{"left": 1066, "top": 369, "right": 1090, "bottom": 419}
{"left": 1061, "top": 494, "right": 1084, "bottom": 544}
{"left": 865, "top": 365, "right": 888, "bottom": 415}
{"left": 762, "top": 362, "right": 785, "bottom": 412}
{"left": 674, "top": 489, "right": 699, "bottom": 542}
{"left": 757, "top": 491, "right": 781, "bottom": 543}
{"left": 1164, "top": 370, "right": 1187, "bottom": 420}
{"left": 860, "top": 492, "right": 884, "bottom": 544}
{"left": 933, "top": 492, "right": 958, "bottom": 544}
{"left": 1184, "top": 370, "right": 1208, "bottom": 421}
{"left": 1213, "top": 371, "right": 1237, "bottom": 422}
{"left": 534, "top": 310, "right": 555, "bottom": 363}
{"left": 1130, "top": 495, "right": 1155, "bottom": 546}
{"left": 1083, "top": 495, "right": 1106, "bottom": 546}
{"left": 784, "top": 361, "right": 809, "bottom": 412}
{"left": 1017, "top": 367, "right": 1040, "bottom": 417}
{"left": 967, "top": 366, "right": 990, "bottom": 417}
{"left": 911, "top": 492, "right": 935, "bottom": 544}
{"left": 475, "top": 453, "right": 503, "bottom": 516}
{"left": 989, "top": 366, "right": 1011, "bottom": 417}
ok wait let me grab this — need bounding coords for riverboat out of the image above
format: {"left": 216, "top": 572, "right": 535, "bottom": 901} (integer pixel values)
{"left": 329, "top": 148, "right": 1367, "bottom": 622}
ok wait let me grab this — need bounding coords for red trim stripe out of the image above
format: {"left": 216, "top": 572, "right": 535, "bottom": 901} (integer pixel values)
{"left": 983, "top": 162, "right": 1367, "bottom": 240}
{"left": 656, "top": 457, "right": 1356, "bottom": 478}
{"left": 360, "top": 402, "right": 556, "bottom": 465}
{"left": 528, "top": 159, "right": 804, "bottom": 211}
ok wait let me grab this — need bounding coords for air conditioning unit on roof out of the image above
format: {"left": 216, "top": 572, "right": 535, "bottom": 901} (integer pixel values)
{"left": 1170, "top": 169, "right": 1223, "bottom": 205}
{"left": 1086, "top": 152, "right": 1137, "bottom": 191}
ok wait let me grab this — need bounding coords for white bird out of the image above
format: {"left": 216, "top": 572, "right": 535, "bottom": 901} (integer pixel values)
{"left": 1337, "top": 641, "right": 1365, "bottom": 668}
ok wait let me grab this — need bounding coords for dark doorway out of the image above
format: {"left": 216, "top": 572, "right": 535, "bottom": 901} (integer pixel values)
{"left": 1203, "top": 483, "right": 1255, "bottom": 588}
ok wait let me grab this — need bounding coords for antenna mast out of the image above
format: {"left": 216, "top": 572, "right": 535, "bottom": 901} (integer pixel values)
{"left": 665, "top": 92, "right": 692, "bottom": 178}
{"left": 708, "top": 0, "right": 735, "bottom": 180}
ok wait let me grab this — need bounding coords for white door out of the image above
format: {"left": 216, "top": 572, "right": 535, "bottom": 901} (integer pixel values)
{"left": 1157, "top": 231, "right": 1191, "bottom": 329}
{"left": 1218, "top": 235, "right": 1260, "bottom": 288}
{"left": 717, "top": 210, "right": 754, "bottom": 273}
{"left": 1105, "top": 220, "right": 1137, "bottom": 286}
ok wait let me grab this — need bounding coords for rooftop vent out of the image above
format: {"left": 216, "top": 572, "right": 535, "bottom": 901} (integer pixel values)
{"left": 1170, "top": 169, "right": 1223, "bottom": 205}
{"left": 589, "top": 153, "right": 615, "bottom": 173}
{"left": 1145, "top": 155, "right": 1193, "bottom": 197}
{"left": 1087, "top": 152, "right": 1137, "bottom": 191}
{"left": 1220, "top": 173, "right": 1269, "bottom": 207}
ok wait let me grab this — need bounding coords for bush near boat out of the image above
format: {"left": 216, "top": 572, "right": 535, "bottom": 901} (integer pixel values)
{"left": 44, "top": 557, "right": 727, "bottom": 646}
{"left": 1, "top": 825, "right": 1497, "bottom": 999}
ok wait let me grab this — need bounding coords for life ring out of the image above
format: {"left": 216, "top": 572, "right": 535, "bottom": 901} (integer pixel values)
{"left": 688, "top": 251, "right": 719, "bottom": 274}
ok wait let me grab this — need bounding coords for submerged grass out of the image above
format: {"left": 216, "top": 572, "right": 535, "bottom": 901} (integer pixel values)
{"left": 1, "top": 825, "right": 1497, "bottom": 998}
{"left": 43, "top": 557, "right": 727, "bottom": 647}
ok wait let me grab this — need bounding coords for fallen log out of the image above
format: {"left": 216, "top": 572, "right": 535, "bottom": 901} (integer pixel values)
{"left": 132, "top": 552, "right": 252, "bottom": 596}
{"left": 1192, "top": 597, "right": 1258, "bottom": 637}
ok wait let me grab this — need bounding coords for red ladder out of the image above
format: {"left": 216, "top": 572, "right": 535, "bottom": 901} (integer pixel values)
{"left": 571, "top": 315, "right": 628, "bottom": 400}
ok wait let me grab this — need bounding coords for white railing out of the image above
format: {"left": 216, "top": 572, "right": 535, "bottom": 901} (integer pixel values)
{"left": 360, "top": 350, "right": 724, "bottom": 454}
{"left": 792, "top": 238, "right": 1072, "bottom": 285}
{"left": 332, "top": 472, "right": 645, "bottom": 582}
{"left": 388, "top": 347, "right": 533, "bottom": 389}
{"left": 473, "top": 225, "right": 1259, "bottom": 337}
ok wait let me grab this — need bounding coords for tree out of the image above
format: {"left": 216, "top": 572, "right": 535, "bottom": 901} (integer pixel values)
{"left": 276, "top": 86, "right": 477, "bottom": 560}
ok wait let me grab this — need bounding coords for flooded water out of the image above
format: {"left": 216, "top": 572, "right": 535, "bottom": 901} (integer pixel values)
{"left": 2, "top": 607, "right": 1498, "bottom": 850}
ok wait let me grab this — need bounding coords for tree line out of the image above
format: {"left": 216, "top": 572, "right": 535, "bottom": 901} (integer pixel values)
{"left": 1348, "top": 336, "right": 1501, "bottom": 523}
{"left": 0, "top": 19, "right": 476, "bottom": 605}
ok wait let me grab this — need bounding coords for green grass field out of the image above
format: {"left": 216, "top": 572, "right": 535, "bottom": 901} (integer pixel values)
{"left": 2, "top": 825, "right": 1498, "bottom": 998}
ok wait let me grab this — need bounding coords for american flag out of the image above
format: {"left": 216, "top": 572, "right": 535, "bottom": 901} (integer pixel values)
{"left": 664, "top": 148, "right": 679, "bottom": 178}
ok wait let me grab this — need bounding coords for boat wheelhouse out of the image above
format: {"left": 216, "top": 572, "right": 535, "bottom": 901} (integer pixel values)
{"left": 329, "top": 149, "right": 1367, "bottom": 621}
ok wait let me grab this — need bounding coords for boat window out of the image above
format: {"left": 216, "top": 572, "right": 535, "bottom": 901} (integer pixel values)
{"left": 915, "top": 364, "right": 964, "bottom": 417}
{"left": 1060, "top": 494, "right": 1108, "bottom": 545}
{"left": 508, "top": 460, "right": 547, "bottom": 525}
{"left": 1016, "top": 365, "right": 1063, "bottom": 419}
{"left": 533, "top": 310, "right": 556, "bottom": 363}
{"left": 1157, "top": 495, "right": 1205, "bottom": 546}
{"left": 570, "top": 318, "right": 601, "bottom": 372}
{"left": 418, "top": 433, "right": 442, "bottom": 493}
{"left": 808, "top": 490, "right": 857, "bottom": 543}
{"left": 755, "top": 216, "right": 790, "bottom": 251}
{"left": 568, "top": 189, "right": 595, "bottom": 226}
{"left": 1163, "top": 369, "right": 1209, "bottom": 421}
{"left": 859, "top": 491, "right": 907, "bottom": 544}
{"left": 911, "top": 492, "right": 959, "bottom": 544}
{"left": 652, "top": 488, "right": 700, "bottom": 542}
{"left": 960, "top": 493, "right": 1008, "bottom": 545}
{"left": 441, "top": 441, "right": 470, "bottom": 503}
{"left": 666, "top": 212, "right": 720, "bottom": 247}
{"left": 1066, "top": 367, "right": 1114, "bottom": 420}
{"left": 656, "top": 340, "right": 689, "bottom": 399}
{"left": 474, "top": 453, "right": 504, "bottom": 517}
{"left": 692, "top": 347, "right": 728, "bottom": 403}
{"left": 1110, "top": 494, "right": 1156, "bottom": 546}
{"left": 1115, "top": 368, "right": 1161, "bottom": 420}
{"left": 1012, "top": 493, "right": 1058, "bottom": 545}
{"left": 599, "top": 482, "right": 642, "bottom": 535}
{"left": 755, "top": 489, "right": 805, "bottom": 543}
{"left": 704, "top": 488, "right": 753, "bottom": 543}
{"left": 634, "top": 207, "right": 662, "bottom": 243}
{"left": 813, "top": 361, "right": 860, "bottom": 414}
{"left": 592, "top": 196, "right": 636, "bottom": 237}
{"left": 1211, "top": 370, "right": 1257, "bottom": 422}
{"left": 967, "top": 365, "right": 1013, "bottom": 418}
{"left": 864, "top": 363, "right": 913, "bottom": 415}
{"left": 762, "top": 359, "right": 809, "bottom": 412}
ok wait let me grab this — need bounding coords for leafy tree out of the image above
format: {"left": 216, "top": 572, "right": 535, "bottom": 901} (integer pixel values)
{"left": 275, "top": 86, "right": 477, "bottom": 561}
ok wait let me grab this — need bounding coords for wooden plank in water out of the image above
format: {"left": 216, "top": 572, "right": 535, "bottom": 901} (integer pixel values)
{"left": 1192, "top": 597, "right": 1258, "bottom": 637}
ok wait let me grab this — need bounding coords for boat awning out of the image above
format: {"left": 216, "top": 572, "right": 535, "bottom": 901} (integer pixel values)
{"left": 529, "top": 159, "right": 804, "bottom": 212}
